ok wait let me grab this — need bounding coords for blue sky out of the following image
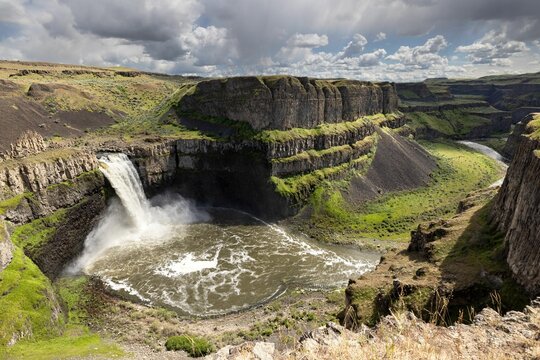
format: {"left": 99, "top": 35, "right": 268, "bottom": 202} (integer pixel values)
{"left": 0, "top": 0, "right": 539, "bottom": 81}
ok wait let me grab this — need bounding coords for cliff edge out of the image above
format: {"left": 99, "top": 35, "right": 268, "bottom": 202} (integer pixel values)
{"left": 178, "top": 76, "right": 398, "bottom": 130}
{"left": 492, "top": 113, "right": 540, "bottom": 295}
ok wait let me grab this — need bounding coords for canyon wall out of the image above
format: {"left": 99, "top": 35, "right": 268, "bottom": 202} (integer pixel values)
{"left": 0, "top": 81, "right": 406, "bottom": 279}
{"left": 492, "top": 114, "right": 540, "bottom": 295}
{"left": 0, "top": 132, "right": 106, "bottom": 277}
{"left": 178, "top": 76, "right": 398, "bottom": 130}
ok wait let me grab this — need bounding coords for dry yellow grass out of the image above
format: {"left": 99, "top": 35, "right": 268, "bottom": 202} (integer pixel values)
{"left": 282, "top": 306, "right": 540, "bottom": 360}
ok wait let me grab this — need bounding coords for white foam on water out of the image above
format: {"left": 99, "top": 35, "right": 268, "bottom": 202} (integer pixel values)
{"left": 155, "top": 248, "right": 221, "bottom": 277}
{"left": 65, "top": 153, "right": 209, "bottom": 274}
{"left": 69, "top": 157, "right": 380, "bottom": 317}
{"left": 102, "top": 277, "right": 152, "bottom": 304}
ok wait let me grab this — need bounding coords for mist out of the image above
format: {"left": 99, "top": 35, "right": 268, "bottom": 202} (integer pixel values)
{"left": 65, "top": 154, "right": 210, "bottom": 274}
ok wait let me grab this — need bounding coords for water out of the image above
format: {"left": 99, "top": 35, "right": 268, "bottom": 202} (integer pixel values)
{"left": 98, "top": 153, "right": 150, "bottom": 226}
{"left": 69, "top": 153, "right": 379, "bottom": 317}
{"left": 457, "top": 141, "right": 508, "bottom": 187}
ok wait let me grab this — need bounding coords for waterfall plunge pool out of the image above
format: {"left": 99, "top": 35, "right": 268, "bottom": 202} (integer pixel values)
{"left": 67, "top": 153, "right": 380, "bottom": 317}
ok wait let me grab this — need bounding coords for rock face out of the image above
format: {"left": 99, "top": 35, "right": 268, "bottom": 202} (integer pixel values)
{"left": 2, "top": 131, "right": 47, "bottom": 160}
{"left": 492, "top": 114, "right": 540, "bottom": 295}
{"left": 0, "top": 149, "right": 99, "bottom": 200}
{"left": 207, "top": 341, "right": 275, "bottom": 360}
{"left": 178, "top": 76, "right": 398, "bottom": 130}
{"left": 502, "top": 110, "right": 540, "bottom": 159}
{"left": 0, "top": 143, "right": 105, "bottom": 277}
{"left": 0, "top": 220, "right": 13, "bottom": 271}
{"left": 32, "top": 192, "right": 106, "bottom": 278}
{"left": 407, "top": 220, "right": 449, "bottom": 256}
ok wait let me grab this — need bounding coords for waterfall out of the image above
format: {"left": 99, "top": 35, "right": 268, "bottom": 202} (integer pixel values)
{"left": 98, "top": 153, "right": 150, "bottom": 227}
{"left": 66, "top": 153, "right": 209, "bottom": 274}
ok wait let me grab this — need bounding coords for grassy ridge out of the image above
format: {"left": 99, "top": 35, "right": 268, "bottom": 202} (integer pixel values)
{"left": 307, "top": 141, "right": 504, "bottom": 242}
{"left": 406, "top": 110, "right": 492, "bottom": 137}
{"left": 256, "top": 115, "right": 379, "bottom": 143}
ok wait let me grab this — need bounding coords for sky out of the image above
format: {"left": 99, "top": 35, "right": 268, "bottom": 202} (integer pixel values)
{"left": 1, "top": 0, "right": 540, "bottom": 82}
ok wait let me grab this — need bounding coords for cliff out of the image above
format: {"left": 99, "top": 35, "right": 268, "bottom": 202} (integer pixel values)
{"left": 428, "top": 73, "right": 540, "bottom": 111}
{"left": 178, "top": 76, "right": 398, "bottom": 130}
{"left": 492, "top": 113, "right": 540, "bottom": 295}
{"left": 502, "top": 109, "right": 540, "bottom": 159}
{"left": 0, "top": 132, "right": 106, "bottom": 277}
{"left": 395, "top": 82, "right": 436, "bottom": 101}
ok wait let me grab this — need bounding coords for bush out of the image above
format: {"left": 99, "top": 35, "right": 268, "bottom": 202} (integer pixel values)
{"left": 165, "top": 335, "right": 214, "bottom": 357}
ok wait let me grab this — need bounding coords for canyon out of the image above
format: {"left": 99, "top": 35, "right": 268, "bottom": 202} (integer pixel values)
{"left": 0, "top": 61, "right": 539, "bottom": 359}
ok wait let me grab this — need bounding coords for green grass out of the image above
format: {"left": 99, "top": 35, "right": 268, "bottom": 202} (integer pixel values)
{"left": 255, "top": 115, "right": 383, "bottom": 143}
{"left": 0, "top": 193, "right": 31, "bottom": 215}
{"left": 308, "top": 141, "right": 504, "bottom": 241}
{"left": 272, "top": 136, "right": 375, "bottom": 165}
{"left": 2, "top": 330, "right": 124, "bottom": 360}
{"left": 0, "top": 246, "right": 64, "bottom": 346}
{"left": 407, "top": 112, "right": 455, "bottom": 135}
{"left": 272, "top": 153, "right": 374, "bottom": 203}
{"left": 56, "top": 277, "right": 92, "bottom": 325}
{"left": 165, "top": 335, "right": 214, "bottom": 357}
{"left": 407, "top": 109, "right": 491, "bottom": 137}
{"left": 0, "top": 252, "right": 123, "bottom": 357}
{"left": 10, "top": 208, "right": 67, "bottom": 258}
{"left": 97, "top": 83, "right": 213, "bottom": 140}
{"left": 472, "top": 135, "right": 510, "bottom": 154}
{"left": 527, "top": 114, "right": 540, "bottom": 140}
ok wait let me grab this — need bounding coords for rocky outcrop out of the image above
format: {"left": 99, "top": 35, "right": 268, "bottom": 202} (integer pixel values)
{"left": 503, "top": 111, "right": 540, "bottom": 159}
{"left": 207, "top": 341, "right": 275, "bottom": 360}
{"left": 492, "top": 114, "right": 540, "bottom": 295}
{"left": 407, "top": 220, "right": 449, "bottom": 256}
{"left": 271, "top": 137, "right": 375, "bottom": 177}
{"left": 0, "top": 149, "right": 99, "bottom": 197}
{"left": 265, "top": 121, "right": 375, "bottom": 159}
{"left": 512, "top": 107, "right": 540, "bottom": 124}
{"left": 178, "top": 76, "right": 398, "bottom": 130}
{"left": 396, "top": 82, "right": 436, "bottom": 101}
{"left": 2, "top": 131, "right": 47, "bottom": 160}
{"left": 0, "top": 220, "right": 13, "bottom": 271}
{"left": 29, "top": 192, "right": 106, "bottom": 278}
{"left": 299, "top": 304, "right": 540, "bottom": 360}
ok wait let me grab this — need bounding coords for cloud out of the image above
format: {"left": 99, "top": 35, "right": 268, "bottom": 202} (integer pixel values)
{"left": 0, "top": 0, "right": 539, "bottom": 80}
{"left": 276, "top": 33, "right": 329, "bottom": 65}
{"left": 65, "top": 0, "right": 202, "bottom": 42}
{"left": 286, "top": 33, "right": 328, "bottom": 48}
{"left": 456, "top": 30, "right": 529, "bottom": 64}
{"left": 183, "top": 26, "right": 239, "bottom": 66}
{"left": 357, "top": 49, "right": 387, "bottom": 67}
{"left": 374, "top": 32, "right": 386, "bottom": 42}
{"left": 340, "top": 33, "right": 368, "bottom": 58}
{"left": 0, "top": 1, "right": 26, "bottom": 23}
{"left": 386, "top": 35, "right": 448, "bottom": 68}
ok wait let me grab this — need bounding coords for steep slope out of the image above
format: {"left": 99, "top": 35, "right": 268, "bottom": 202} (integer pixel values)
{"left": 492, "top": 113, "right": 540, "bottom": 295}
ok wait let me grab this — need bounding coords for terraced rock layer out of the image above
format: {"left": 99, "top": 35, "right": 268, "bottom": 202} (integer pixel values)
{"left": 178, "top": 76, "right": 398, "bottom": 130}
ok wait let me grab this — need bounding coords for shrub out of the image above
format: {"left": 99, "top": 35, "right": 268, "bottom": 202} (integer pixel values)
{"left": 165, "top": 335, "right": 214, "bottom": 357}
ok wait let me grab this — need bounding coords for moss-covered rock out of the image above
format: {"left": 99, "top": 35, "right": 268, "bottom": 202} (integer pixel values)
{"left": 0, "top": 245, "right": 65, "bottom": 346}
